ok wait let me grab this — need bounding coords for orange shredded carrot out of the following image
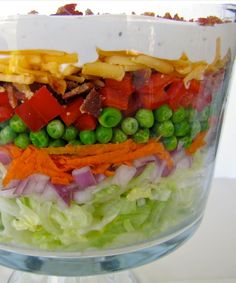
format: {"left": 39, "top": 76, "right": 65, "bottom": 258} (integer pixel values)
{"left": 44, "top": 139, "right": 137, "bottom": 156}
{"left": 52, "top": 140, "right": 173, "bottom": 170}
{"left": 3, "top": 140, "right": 173, "bottom": 187}
{"left": 186, "top": 131, "right": 207, "bottom": 155}
{"left": 91, "top": 163, "right": 111, "bottom": 174}
{"left": 104, "top": 170, "right": 115, "bottom": 177}
{"left": 3, "top": 146, "right": 72, "bottom": 187}
{"left": 6, "top": 145, "right": 23, "bottom": 159}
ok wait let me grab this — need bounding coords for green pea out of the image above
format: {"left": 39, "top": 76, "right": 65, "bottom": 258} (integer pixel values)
{"left": 187, "top": 109, "right": 198, "bottom": 122}
{"left": 174, "top": 121, "right": 190, "bottom": 137}
{"left": 30, "top": 129, "right": 49, "bottom": 148}
{"left": 68, "top": 140, "right": 82, "bottom": 145}
{"left": 0, "top": 126, "right": 16, "bottom": 145}
{"left": 154, "top": 121, "right": 174, "bottom": 137}
{"left": 96, "top": 126, "right": 113, "bottom": 144}
{"left": 201, "top": 121, "right": 209, "bottom": 131}
{"left": 121, "top": 117, "right": 138, "bottom": 135}
{"left": 190, "top": 121, "right": 201, "bottom": 139}
{"left": 135, "top": 109, "right": 154, "bottom": 128}
{"left": 199, "top": 106, "right": 210, "bottom": 121}
{"left": 112, "top": 129, "right": 128, "bottom": 143}
{"left": 14, "top": 133, "right": 30, "bottom": 149}
{"left": 79, "top": 130, "right": 96, "bottom": 145}
{"left": 162, "top": 136, "right": 178, "bottom": 151}
{"left": 63, "top": 126, "right": 78, "bottom": 141}
{"left": 49, "top": 139, "right": 66, "bottom": 147}
{"left": 154, "top": 104, "right": 173, "bottom": 122}
{"left": 0, "top": 120, "right": 9, "bottom": 130}
{"left": 46, "top": 120, "right": 65, "bottom": 139}
{"left": 172, "top": 107, "right": 186, "bottom": 124}
{"left": 132, "top": 128, "right": 150, "bottom": 143}
{"left": 9, "top": 115, "right": 27, "bottom": 133}
{"left": 178, "top": 136, "right": 192, "bottom": 149}
{"left": 98, "top": 107, "right": 122, "bottom": 128}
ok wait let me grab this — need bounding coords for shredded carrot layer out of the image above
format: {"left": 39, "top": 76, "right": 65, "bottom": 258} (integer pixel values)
{"left": 51, "top": 139, "right": 173, "bottom": 171}
{"left": 3, "top": 146, "right": 72, "bottom": 187}
{"left": 3, "top": 140, "right": 173, "bottom": 187}
{"left": 186, "top": 131, "right": 207, "bottom": 155}
{"left": 44, "top": 139, "right": 137, "bottom": 156}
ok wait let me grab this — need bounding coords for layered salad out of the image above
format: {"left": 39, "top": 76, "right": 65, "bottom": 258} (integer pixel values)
{"left": 0, "top": 36, "right": 230, "bottom": 250}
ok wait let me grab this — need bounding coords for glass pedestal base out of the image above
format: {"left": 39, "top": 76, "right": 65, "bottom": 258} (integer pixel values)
{"left": 8, "top": 270, "right": 138, "bottom": 283}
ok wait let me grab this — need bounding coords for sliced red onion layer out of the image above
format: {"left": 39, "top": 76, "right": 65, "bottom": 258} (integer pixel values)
{"left": 133, "top": 155, "right": 157, "bottom": 168}
{"left": 112, "top": 165, "right": 136, "bottom": 188}
{"left": 72, "top": 166, "right": 97, "bottom": 190}
{"left": 0, "top": 188, "right": 16, "bottom": 198}
{"left": 5, "top": 179, "right": 20, "bottom": 190}
{"left": 74, "top": 186, "right": 96, "bottom": 204}
{"left": 53, "top": 184, "right": 73, "bottom": 206}
{"left": 23, "top": 174, "right": 50, "bottom": 195}
{"left": 95, "top": 174, "right": 106, "bottom": 183}
{"left": 176, "top": 155, "right": 193, "bottom": 170}
{"left": 41, "top": 183, "right": 59, "bottom": 202}
{"left": 0, "top": 150, "right": 12, "bottom": 165}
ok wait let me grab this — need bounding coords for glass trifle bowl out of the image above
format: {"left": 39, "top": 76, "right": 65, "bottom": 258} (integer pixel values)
{"left": 0, "top": 4, "right": 235, "bottom": 283}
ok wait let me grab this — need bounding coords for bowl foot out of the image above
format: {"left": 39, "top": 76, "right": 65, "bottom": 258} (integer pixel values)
{"left": 8, "top": 270, "right": 138, "bottom": 283}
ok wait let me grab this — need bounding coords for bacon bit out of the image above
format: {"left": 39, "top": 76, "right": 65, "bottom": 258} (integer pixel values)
{"left": 197, "top": 16, "right": 225, "bottom": 26}
{"left": 142, "top": 12, "right": 155, "bottom": 17}
{"left": 66, "top": 80, "right": 79, "bottom": 90}
{"left": 28, "top": 10, "right": 38, "bottom": 15}
{"left": 85, "top": 9, "right": 94, "bottom": 15}
{"left": 63, "top": 82, "right": 93, "bottom": 99}
{"left": 55, "top": 4, "right": 83, "bottom": 15}
{"left": 93, "top": 79, "right": 105, "bottom": 87}
{"left": 163, "top": 12, "right": 172, "bottom": 20}
{"left": 163, "top": 12, "right": 184, "bottom": 21}
{"left": 132, "top": 69, "right": 152, "bottom": 90}
{"left": 80, "top": 88, "right": 102, "bottom": 117}
{"left": 5, "top": 84, "right": 17, "bottom": 108}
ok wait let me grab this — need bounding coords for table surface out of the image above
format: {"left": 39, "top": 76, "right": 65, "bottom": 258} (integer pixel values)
{"left": 0, "top": 178, "right": 235, "bottom": 283}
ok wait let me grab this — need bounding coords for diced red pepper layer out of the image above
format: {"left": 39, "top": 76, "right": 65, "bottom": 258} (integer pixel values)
{"left": 0, "top": 92, "right": 11, "bottom": 106}
{"left": 138, "top": 73, "right": 178, "bottom": 96}
{"left": 15, "top": 102, "right": 46, "bottom": 131}
{"left": 100, "top": 87, "right": 130, "bottom": 110}
{"left": 105, "top": 73, "right": 135, "bottom": 96}
{"left": 30, "top": 86, "right": 63, "bottom": 122}
{"left": 0, "top": 106, "right": 14, "bottom": 123}
{"left": 60, "top": 97, "right": 84, "bottom": 126}
{"left": 15, "top": 86, "right": 63, "bottom": 132}
{"left": 74, "top": 114, "right": 97, "bottom": 131}
{"left": 0, "top": 92, "right": 14, "bottom": 122}
{"left": 122, "top": 93, "right": 142, "bottom": 117}
{"left": 101, "top": 74, "right": 135, "bottom": 111}
{"left": 140, "top": 89, "right": 169, "bottom": 110}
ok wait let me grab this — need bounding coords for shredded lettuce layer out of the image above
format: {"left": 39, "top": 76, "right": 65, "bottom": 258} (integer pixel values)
{"left": 0, "top": 153, "right": 209, "bottom": 251}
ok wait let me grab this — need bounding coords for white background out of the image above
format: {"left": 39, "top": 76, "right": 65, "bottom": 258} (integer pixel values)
{"left": 0, "top": 0, "right": 235, "bottom": 178}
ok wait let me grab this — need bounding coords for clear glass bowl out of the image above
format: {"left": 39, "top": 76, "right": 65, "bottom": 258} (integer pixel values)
{"left": 0, "top": 5, "right": 235, "bottom": 283}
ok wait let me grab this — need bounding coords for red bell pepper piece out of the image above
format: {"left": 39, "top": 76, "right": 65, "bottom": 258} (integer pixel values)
{"left": 0, "top": 106, "right": 14, "bottom": 122}
{"left": 122, "top": 93, "right": 142, "bottom": 117}
{"left": 60, "top": 97, "right": 84, "bottom": 126}
{"left": 138, "top": 73, "right": 177, "bottom": 95}
{"left": 140, "top": 89, "right": 168, "bottom": 110}
{"left": 100, "top": 87, "right": 130, "bottom": 110}
{"left": 0, "top": 92, "right": 10, "bottom": 106}
{"left": 15, "top": 86, "right": 63, "bottom": 132}
{"left": 105, "top": 73, "right": 135, "bottom": 96}
{"left": 0, "top": 92, "right": 14, "bottom": 122}
{"left": 74, "top": 114, "right": 97, "bottom": 131}
{"left": 167, "top": 80, "right": 187, "bottom": 110}
{"left": 29, "top": 86, "right": 63, "bottom": 122}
